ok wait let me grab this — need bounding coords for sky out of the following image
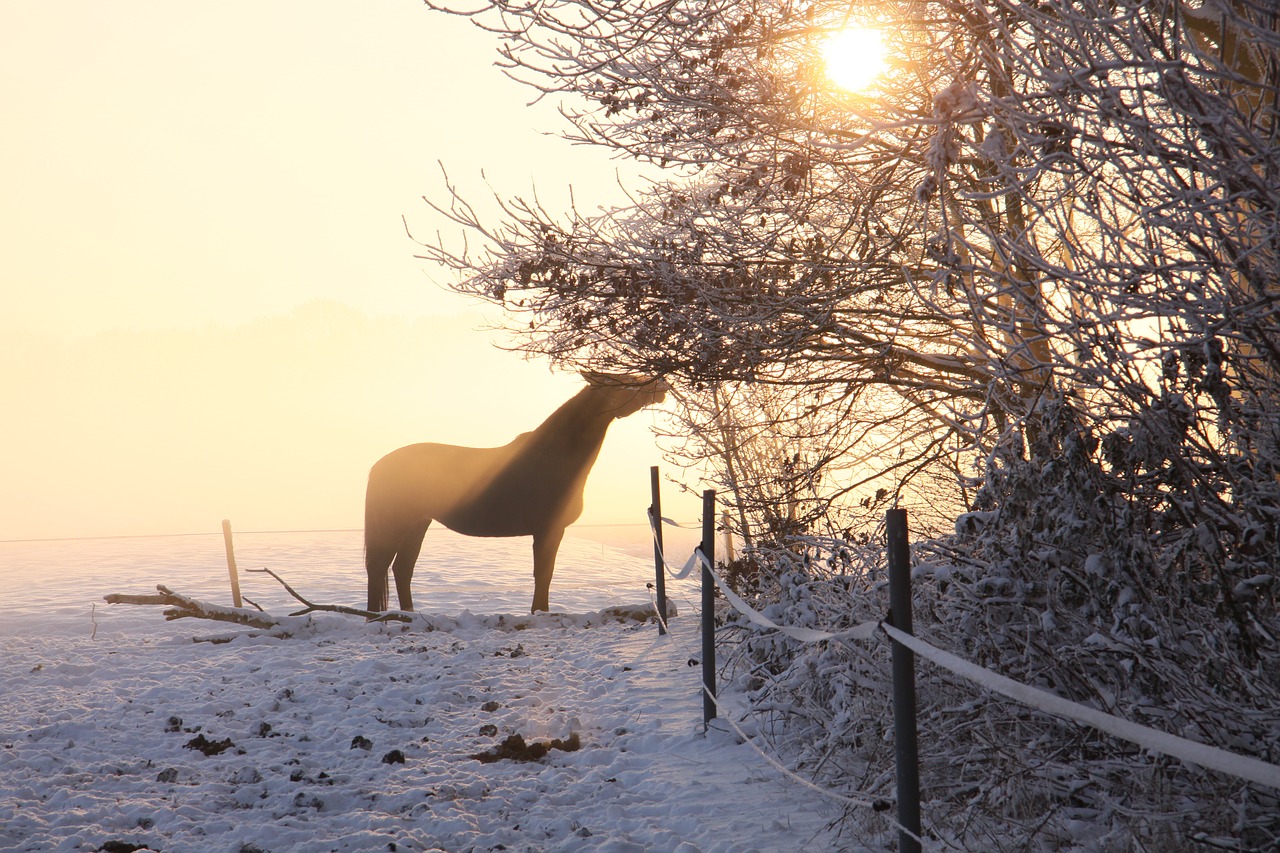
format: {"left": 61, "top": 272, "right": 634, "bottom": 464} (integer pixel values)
{"left": 0, "top": 0, "right": 690, "bottom": 542}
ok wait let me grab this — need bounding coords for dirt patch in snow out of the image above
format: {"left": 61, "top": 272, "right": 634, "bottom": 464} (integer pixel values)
{"left": 471, "top": 731, "right": 582, "bottom": 763}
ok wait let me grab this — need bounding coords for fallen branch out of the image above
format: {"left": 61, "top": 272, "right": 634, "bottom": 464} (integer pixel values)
{"left": 103, "top": 568, "right": 413, "bottom": 632}
{"left": 103, "top": 585, "right": 287, "bottom": 629}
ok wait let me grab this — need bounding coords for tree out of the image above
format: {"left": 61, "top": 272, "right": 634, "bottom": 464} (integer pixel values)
{"left": 424, "top": 0, "right": 1005, "bottom": 544}
{"left": 419, "top": 1, "right": 1280, "bottom": 845}
{"left": 425, "top": 0, "right": 1278, "bottom": 597}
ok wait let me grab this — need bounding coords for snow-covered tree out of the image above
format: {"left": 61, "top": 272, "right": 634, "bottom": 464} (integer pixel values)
{"left": 419, "top": 1, "right": 1280, "bottom": 845}
{"left": 425, "top": 0, "right": 1277, "bottom": 606}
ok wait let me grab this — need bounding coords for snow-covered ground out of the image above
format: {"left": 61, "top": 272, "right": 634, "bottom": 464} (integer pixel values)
{"left": 0, "top": 530, "right": 861, "bottom": 853}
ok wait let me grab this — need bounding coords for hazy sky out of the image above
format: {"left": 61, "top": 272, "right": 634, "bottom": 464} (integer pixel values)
{"left": 1, "top": 0, "right": 686, "bottom": 542}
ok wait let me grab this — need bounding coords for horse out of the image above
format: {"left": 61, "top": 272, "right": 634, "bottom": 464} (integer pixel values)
{"left": 364, "top": 373, "right": 668, "bottom": 614}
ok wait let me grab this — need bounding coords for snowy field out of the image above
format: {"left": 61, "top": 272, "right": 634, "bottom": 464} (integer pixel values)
{"left": 0, "top": 529, "right": 864, "bottom": 853}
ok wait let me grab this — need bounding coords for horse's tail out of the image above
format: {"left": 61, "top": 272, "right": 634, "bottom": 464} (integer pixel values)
{"left": 364, "top": 471, "right": 397, "bottom": 612}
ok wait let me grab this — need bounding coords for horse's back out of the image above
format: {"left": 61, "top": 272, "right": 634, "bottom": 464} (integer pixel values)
{"left": 366, "top": 440, "right": 548, "bottom": 537}
{"left": 370, "top": 442, "right": 497, "bottom": 497}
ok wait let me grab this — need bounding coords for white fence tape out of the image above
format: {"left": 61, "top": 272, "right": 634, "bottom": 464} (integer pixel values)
{"left": 880, "top": 622, "right": 1280, "bottom": 791}
{"left": 643, "top": 587, "right": 924, "bottom": 847}
{"left": 648, "top": 511, "right": 701, "bottom": 580}
{"left": 696, "top": 548, "right": 880, "bottom": 643}
{"left": 648, "top": 513, "right": 1280, "bottom": 791}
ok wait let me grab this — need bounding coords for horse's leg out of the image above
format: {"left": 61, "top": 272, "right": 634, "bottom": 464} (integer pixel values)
{"left": 390, "top": 521, "right": 430, "bottom": 612}
{"left": 531, "top": 527, "right": 565, "bottom": 613}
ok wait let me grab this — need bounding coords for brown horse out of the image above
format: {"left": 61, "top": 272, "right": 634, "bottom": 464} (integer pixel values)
{"left": 364, "top": 373, "right": 667, "bottom": 613}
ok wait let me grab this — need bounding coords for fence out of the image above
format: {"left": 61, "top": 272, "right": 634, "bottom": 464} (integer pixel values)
{"left": 646, "top": 471, "right": 1280, "bottom": 853}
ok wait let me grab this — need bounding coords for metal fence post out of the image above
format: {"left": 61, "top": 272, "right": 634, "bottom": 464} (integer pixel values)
{"left": 649, "top": 466, "right": 669, "bottom": 636}
{"left": 887, "top": 508, "right": 922, "bottom": 853}
{"left": 701, "top": 489, "right": 718, "bottom": 727}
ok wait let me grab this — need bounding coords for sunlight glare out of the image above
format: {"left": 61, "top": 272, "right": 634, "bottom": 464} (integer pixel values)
{"left": 823, "top": 27, "right": 887, "bottom": 92}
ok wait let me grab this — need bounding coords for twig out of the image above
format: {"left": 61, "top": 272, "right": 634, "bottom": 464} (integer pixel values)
{"left": 246, "top": 567, "right": 411, "bottom": 622}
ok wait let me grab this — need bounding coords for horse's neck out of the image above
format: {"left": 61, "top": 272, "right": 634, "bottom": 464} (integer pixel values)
{"left": 531, "top": 388, "right": 613, "bottom": 455}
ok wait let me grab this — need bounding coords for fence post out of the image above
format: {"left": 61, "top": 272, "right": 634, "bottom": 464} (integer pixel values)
{"left": 887, "top": 508, "right": 922, "bottom": 853}
{"left": 721, "top": 510, "right": 736, "bottom": 563}
{"left": 701, "top": 489, "right": 718, "bottom": 727}
{"left": 649, "top": 466, "right": 669, "bottom": 636}
{"left": 221, "top": 519, "right": 243, "bottom": 608}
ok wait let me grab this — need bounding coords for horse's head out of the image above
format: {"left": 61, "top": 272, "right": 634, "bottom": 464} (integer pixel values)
{"left": 581, "top": 371, "right": 669, "bottom": 419}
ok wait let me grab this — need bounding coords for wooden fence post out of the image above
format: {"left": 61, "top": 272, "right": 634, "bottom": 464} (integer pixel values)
{"left": 701, "top": 489, "right": 718, "bottom": 727}
{"left": 887, "top": 508, "right": 922, "bottom": 853}
{"left": 721, "top": 510, "right": 736, "bottom": 563}
{"left": 650, "top": 466, "right": 669, "bottom": 636}
{"left": 221, "top": 519, "right": 243, "bottom": 608}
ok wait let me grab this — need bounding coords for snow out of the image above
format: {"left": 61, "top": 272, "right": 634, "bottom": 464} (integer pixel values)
{"left": 0, "top": 531, "right": 852, "bottom": 853}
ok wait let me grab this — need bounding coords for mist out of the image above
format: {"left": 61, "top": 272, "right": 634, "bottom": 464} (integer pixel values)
{"left": 0, "top": 302, "right": 667, "bottom": 542}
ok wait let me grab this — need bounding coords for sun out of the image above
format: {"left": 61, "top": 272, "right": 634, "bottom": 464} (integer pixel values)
{"left": 822, "top": 27, "right": 887, "bottom": 92}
